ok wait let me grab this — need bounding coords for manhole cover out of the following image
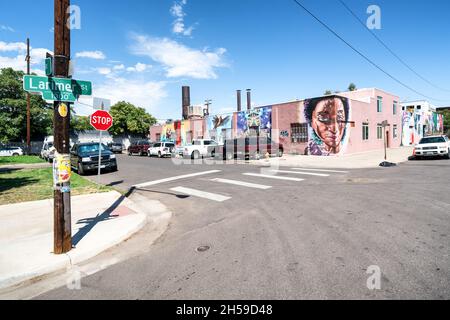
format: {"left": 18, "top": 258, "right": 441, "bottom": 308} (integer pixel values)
{"left": 196, "top": 245, "right": 210, "bottom": 253}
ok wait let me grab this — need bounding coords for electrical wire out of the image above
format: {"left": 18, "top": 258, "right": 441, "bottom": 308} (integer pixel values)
{"left": 338, "top": 0, "right": 450, "bottom": 93}
{"left": 292, "top": 0, "right": 448, "bottom": 103}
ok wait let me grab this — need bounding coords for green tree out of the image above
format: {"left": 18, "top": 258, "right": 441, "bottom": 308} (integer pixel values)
{"left": 71, "top": 114, "right": 92, "bottom": 132}
{"left": 348, "top": 83, "right": 357, "bottom": 91}
{"left": 0, "top": 68, "right": 52, "bottom": 143}
{"left": 109, "top": 101, "right": 157, "bottom": 136}
{"left": 324, "top": 90, "right": 332, "bottom": 95}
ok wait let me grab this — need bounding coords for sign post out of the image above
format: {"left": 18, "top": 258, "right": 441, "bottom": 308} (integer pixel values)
{"left": 90, "top": 108, "right": 113, "bottom": 186}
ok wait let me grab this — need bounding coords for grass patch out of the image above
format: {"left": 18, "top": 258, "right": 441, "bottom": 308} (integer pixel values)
{"left": 0, "top": 156, "right": 45, "bottom": 166}
{"left": 0, "top": 168, "right": 112, "bottom": 205}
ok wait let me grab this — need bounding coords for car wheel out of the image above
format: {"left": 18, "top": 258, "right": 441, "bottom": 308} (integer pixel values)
{"left": 158, "top": 151, "right": 162, "bottom": 158}
{"left": 12, "top": 153, "right": 19, "bottom": 157}
{"left": 277, "top": 149, "right": 284, "bottom": 157}
{"left": 139, "top": 151, "right": 144, "bottom": 157}
{"left": 210, "top": 150, "right": 216, "bottom": 159}
{"left": 77, "top": 163, "right": 85, "bottom": 176}
{"left": 446, "top": 149, "right": 450, "bottom": 160}
{"left": 128, "top": 151, "right": 132, "bottom": 156}
{"left": 192, "top": 151, "right": 200, "bottom": 160}
{"left": 111, "top": 165, "right": 118, "bottom": 172}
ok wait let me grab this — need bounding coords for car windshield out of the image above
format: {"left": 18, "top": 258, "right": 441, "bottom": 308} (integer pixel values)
{"left": 79, "top": 144, "right": 109, "bottom": 153}
{"left": 419, "top": 137, "right": 446, "bottom": 144}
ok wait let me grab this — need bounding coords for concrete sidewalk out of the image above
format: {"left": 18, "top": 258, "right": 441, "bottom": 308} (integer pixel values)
{"left": 252, "top": 146, "right": 414, "bottom": 169}
{"left": 0, "top": 190, "right": 171, "bottom": 291}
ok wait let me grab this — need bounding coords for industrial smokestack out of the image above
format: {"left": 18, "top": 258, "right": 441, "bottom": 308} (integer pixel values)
{"left": 182, "top": 86, "right": 191, "bottom": 120}
{"left": 237, "top": 90, "right": 242, "bottom": 112}
{"left": 246, "top": 89, "right": 251, "bottom": 111}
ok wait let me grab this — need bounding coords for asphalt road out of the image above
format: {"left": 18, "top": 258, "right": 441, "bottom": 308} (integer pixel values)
{"left": 37, "top": 154, "right": 450, "bottom": 299}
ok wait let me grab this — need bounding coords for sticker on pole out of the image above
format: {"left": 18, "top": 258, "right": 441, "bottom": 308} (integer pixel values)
{"left": 53, "top": 154, "right": 72, "bottom": 187}
{"left": 90, "top": 110, "right": 113, "bottom": 131}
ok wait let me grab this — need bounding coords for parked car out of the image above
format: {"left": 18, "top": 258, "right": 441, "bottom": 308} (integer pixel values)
{"left": 40, "top": 142, "right": 56, "bottom": 162}
{"left": 148, "top": 142, "right": 176, "bottom": 158}
{"left": 128, "top": 140, "right": 152, "bottom": 156}
{"left": 182, "top": 139, "right": 219, "bottom": 159}
{"left": 70, "top": 142, "right": 118, "bottom": 175}
{"left": 108, "top": 142, "right": 124, "bottom": 154}
{"left": 414, "top": 135, "right": 450, "bottom": 159}
{"left": 0, "top": 146, "right": 23, "bottom": 157}
{"left": 215, "top": 137, "right": 284, "bottom": 160}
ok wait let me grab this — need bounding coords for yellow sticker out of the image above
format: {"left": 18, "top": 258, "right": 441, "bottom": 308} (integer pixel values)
{"left": 58, "top": 103, "right": 68, "bottom": 118}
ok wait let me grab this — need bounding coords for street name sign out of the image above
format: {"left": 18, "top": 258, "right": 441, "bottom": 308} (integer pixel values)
{"left": 23, "top": 75, "right": 92, "bottom": 103}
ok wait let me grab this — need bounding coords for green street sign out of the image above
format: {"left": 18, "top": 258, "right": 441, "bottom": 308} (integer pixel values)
{"left": 45, "top": 58, "right": 53, "bottom": 77}
{"left": 23, "top": 75, "right": 92, "bottom": 102}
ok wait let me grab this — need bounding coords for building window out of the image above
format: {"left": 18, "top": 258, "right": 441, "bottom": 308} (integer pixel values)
{"left": 156, "top": 134, "right": 161, "bottom": 142}
{"left": 291, "top": 123, "right": 308, "bottom": 143}
{"left": 363, "top": 123, "right": 369, "bottom": 141}
{"left": 393, "top": 125, "right": 398, "bottom": 139}
{"left": 377, "top": 124, "right": 383, "bottom": 140}
{"left": 393, "top": 101, "right": 398, "bottom": 115}
{"left": 377, "top": 97, "right": 383, "bottom": 113}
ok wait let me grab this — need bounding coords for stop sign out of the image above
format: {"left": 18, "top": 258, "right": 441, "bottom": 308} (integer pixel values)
{"left": 90, "top": 110, "right": 113, "bottom": 131}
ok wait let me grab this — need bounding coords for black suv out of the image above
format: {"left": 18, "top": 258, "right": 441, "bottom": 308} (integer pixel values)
{"left": 70, "top": 142, "right": 118, "bottom": 175}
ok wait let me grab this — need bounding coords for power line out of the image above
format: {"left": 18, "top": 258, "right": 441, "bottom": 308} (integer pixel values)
{"left": 291, "top": 0, "right": 448, "bottom": 103}
{"left": 338, "top": 0, "right": 450, "bottom": 93}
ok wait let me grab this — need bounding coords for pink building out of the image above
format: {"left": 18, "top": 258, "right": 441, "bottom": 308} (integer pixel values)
{"left": 150, "top": 88, "right": 403, "bottom": 156}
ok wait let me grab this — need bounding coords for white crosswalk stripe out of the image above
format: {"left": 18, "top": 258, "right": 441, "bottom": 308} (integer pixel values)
{"left": 134, "top": 170, "right": 221, "bottom": 188}
{"left": 243, "top": 173, "right": 304, "bottom": 182}
{"left": 210, "top": 178, "right": 272, "bottom": 190}
{"left": 270, "top": 170, "right": 330, "bottom": 177}
{"left": 290, "top": 168, "right": 348, "bottom": 173}
{"left": 171, "top": 187, "right": 231, "bottom": 202}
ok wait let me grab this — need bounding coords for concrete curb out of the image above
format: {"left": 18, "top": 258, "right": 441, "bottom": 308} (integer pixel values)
{"left": 0, "top": 191, "right": 172, "bottom": 292}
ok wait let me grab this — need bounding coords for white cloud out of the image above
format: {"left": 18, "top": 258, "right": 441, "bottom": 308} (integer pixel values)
{"left": 94, "top": 78, "right": 167, "bottom": 113}
{"left": 0, "top": 41, "right": 27, "bottom": 52}
{"left": 0, "top": 41, "right": 52, "bottom": 73}
{"left": 113, "top": 64, "right": 125, "bottom": 71}
{"left": 96, "top": 67, "right": 112, "bottom": 75}
{"left": 0, "top": 25, "right": 14, "bottom": 32}
{"left": 130, "top": 34, "right": 227, "bottom": 79}
{"left": 75, "top": 50, "right": 106, "bottom": 60}
{"left": 126, "top": 62, "right": 151, "bottom": 73}
{"left": 170, "top": 0, "right": 195, "bottom": 36}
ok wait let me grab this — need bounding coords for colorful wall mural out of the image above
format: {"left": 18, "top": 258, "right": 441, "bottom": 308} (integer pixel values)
{"left": 206, "top": 114, "right": 233, "bottom": 145}
{"left": 402, "top": 111, "right": 444, "bottom": 146}
{"left": 161, "top": 123, "right": 175, "bottom": 143}
{"left": 237, "top": 107, "right": 272, "bottom": 138}
{"left": 304, "top": 96, "right": 351, "bottom": 156}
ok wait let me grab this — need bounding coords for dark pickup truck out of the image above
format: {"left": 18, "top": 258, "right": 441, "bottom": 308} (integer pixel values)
{"left": 70, "top": 142, "right": 118, "bottom": 175}
{"left": 214, "top": 137, "right": 284, "bottom": 160}
{"left": 128, "top": 140, "right": 152, "bottom": 156}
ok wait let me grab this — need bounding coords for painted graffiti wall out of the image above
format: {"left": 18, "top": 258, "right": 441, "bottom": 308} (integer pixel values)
{"left": 237, "top": 107, "right": 272, "bottom": 138}
{"left": 304, "top": 96, "right": 351, "bottom": 156}
{"left": 402, "top": 111, "right": 444, "bottom": 146}
{"left": 161, "top": 123, "right": 175, "bottom": 143}
{"left": 206, "top": 114, "right": 233, "bottom": 145}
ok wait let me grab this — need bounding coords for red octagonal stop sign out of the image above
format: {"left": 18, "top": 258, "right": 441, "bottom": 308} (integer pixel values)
{"left": 90, "top": 110, "right": 113, "bottom": 131}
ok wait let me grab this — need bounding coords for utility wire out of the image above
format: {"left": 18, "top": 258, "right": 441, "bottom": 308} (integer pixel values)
{"left": 291, "top": 0, "right": 448, "bottom": 103}
{"left": 338, "top": 0, "right": 450, "bottom": 93}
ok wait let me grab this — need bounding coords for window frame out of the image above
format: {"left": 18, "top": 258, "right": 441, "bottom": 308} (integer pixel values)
{"left": 377, "top": 96, "right": 383, "bottom": 113}
{"left": 291, "top": 123, "right": 308, "bottom": 143}
{"left": 362, "top": 123, "right": 369, "bottom": 141}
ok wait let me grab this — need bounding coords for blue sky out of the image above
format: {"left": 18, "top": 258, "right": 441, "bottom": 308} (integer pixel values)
{"left": 1, "top": 0, "right": 449, "bottom": 120}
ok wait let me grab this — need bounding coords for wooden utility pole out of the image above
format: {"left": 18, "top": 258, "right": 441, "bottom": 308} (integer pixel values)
{"left": 26, "top": 38, "right": 31, "bottom": 154}
{"left": 53, "top": 0, "right": 72, "bottom": 254}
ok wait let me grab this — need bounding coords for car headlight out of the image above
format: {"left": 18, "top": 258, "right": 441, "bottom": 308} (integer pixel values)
{"left": 110, "top": 154, "right": 116, "bottom": 159}
{"left": 82, "top": 157, "right": 91, "bottom": 162}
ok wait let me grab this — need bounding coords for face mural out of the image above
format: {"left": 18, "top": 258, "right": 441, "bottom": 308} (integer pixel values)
{"left": 161, "top": 123, "right": 175, "bottom": 142}
{"left": 304, "top": 97, "right": 350, "bottom": 156}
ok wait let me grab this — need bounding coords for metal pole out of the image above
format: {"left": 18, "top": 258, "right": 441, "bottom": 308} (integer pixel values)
{"left": 26, "top": 38, "right": 31, "bottom": 155}
{"left": 98, "top": 131, "right": 102, "bottom": 185}
{"left": 53, "top": 0, "right": 72, "bottom": 254}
